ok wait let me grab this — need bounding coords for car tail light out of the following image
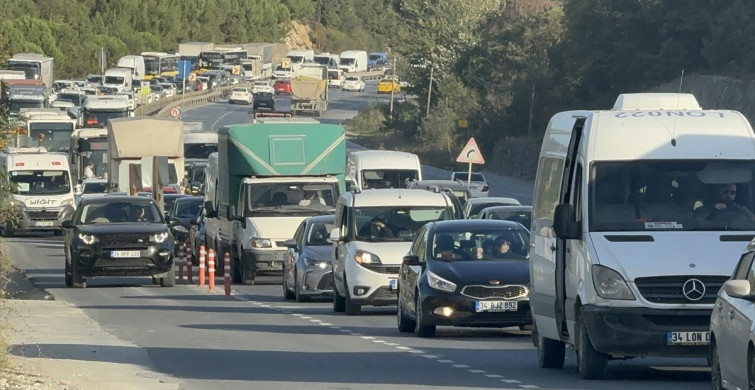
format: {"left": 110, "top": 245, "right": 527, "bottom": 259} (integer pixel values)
{"left": 482, "top": 186, "right": 489, "bottom": 192}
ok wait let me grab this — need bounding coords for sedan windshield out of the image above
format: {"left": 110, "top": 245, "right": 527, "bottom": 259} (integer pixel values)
{"left": 432, "top": 228, "right": 529, "bottom": 261}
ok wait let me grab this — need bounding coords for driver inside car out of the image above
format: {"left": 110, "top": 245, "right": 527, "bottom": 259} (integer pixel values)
{"left": 696, "top": 183, "right": 755, "bottom": 222}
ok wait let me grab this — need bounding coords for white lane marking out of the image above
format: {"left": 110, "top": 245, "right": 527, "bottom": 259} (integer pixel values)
{"left": 518, "top": 385, "right": 539, "bottom": 389}
{"left": 485, "top": 374, "right": 502, "bottom": 378}
{"left": 453, "top": 364, "right": 470, "bottom": 368}
{"left": 361, "top": 336, "right": 375, "bottom": 340}
{"left": 468, "top": 370, "right": 486, "bottom": 374}
{"left": 501, "top": 379, "right": 521, "bottom": 384}
{"left": 407, "top": 350, "right": 423, "bottom": 354}
{"left": 396, "top": 346, "right": 411, "bottom": 350}
{"left": 210, "top": 110, "right": 235, "bottom": 131}
{"left": 318, "top": 322, "right": 332, "bottom": 326}
{"left": 437, "top": 360, "right": 454, "bottom": 363}
{"left": 422, "top": 355, "right": 439, "bottom": 359}
{"left": 309, "top": 319, "right": 322, "bottom": 323}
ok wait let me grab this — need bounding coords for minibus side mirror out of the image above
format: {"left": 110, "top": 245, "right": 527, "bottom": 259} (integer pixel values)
{"left": 553, "top": 203, "right": 582, "bottom": 239}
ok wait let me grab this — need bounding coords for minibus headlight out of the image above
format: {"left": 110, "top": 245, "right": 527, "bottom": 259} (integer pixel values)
{"left": 591, "top": 265, "right": 635, "bottom": 300}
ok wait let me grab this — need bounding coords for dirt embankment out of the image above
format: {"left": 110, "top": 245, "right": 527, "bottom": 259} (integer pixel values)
{"left": 488, "top": 74, "right": 755, "bottom": 180}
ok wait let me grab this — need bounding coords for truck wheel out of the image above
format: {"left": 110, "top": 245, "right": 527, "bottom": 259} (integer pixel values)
{"left": 576, "top": 315, "right": 609, "bottom": 379}
{"left": 71, "top": 262, "right": 85, "bottom": 288}
{"left": 533, "top": 320, "right": 565, "bottom": 368}
{"left": 160, "top": 263, "right": 176, "bottom": 287}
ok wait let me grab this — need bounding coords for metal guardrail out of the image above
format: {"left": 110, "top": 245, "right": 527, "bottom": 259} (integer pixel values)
{"left": 134, "top": 83, "right": 253, "bottom": 117}
{"left": 349, "top": 70, "right": 387, "bottom": 81}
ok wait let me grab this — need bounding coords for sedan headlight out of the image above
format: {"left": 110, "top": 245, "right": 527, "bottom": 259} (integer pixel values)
{"left": 304, "top": 258, "right": 330, "bottom": 269}
{"left": 426, "top": 270, "right": 457, "bottom": 292}
{"left": 78, "top": 233, "right": 97, "bottom": 245}
{"left": 354, "top": 250, "right": 382, "bottom": 265}
{"left": 592, "top": 265, "right": 635, "bottom": 300}
{"left": 250, "top": 237, "right": 272, "bottom": 248}
{"left": 151, "top": 231, "right": 170, "bottom": 243}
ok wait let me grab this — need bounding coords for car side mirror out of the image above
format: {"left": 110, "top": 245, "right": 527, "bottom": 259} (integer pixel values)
{"left": 402, "top": 255, "right": 421, "bottom": 266}
{"left": 61, "top": 220, "right": 73, "bottom": 229}
{"left": 553, "top": 203, "right": 581, "bottom": 239}
{"left": 168, "top": 218, "right": 181, "bottom": 226}
{"left": 283, "top": 239, "right": 297, "bottom": 249}
{"left": 723, "top": 279, "right": 755, "bottom": 301}
{"left": 204, "top": 201, "right": 217, "bottom": 218}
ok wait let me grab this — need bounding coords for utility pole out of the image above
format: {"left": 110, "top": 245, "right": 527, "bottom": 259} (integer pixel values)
{"left": 425, "top": 65, "right": 434, "bottom": 118}
{"left": 389, "top": 56, "right": 397, "bottom": 118}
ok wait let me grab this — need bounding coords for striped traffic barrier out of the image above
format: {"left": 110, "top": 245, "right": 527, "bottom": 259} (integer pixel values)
{"left": 208, "top": 248, "right": 216, "bottom": 292}
{"left": 185, "top": 245, "right": 193, "bottom": 284}
{"left": 177, "top": 244, "right": 185, "bottom": 282}
{"left": 224, "top": 252, "right": 231, "bottom": 296}
{"left": 198, "top": 245, "right": 206, "bottom": 287}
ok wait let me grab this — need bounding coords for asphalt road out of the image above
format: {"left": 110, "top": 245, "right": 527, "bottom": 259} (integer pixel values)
{"left": 3, "top": 81, "right": 711, "bottom": 389}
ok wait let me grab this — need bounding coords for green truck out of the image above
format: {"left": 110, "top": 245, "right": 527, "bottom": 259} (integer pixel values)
{"left": 203, "top": 118, "right": 346, "bottom": 284}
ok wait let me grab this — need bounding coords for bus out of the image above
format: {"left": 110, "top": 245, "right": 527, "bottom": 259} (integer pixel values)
{"left": 198, "top": 49, "right": 247, "bottom": 71}
{"left": 141, "top": 52, "right": 179, "bottom": 79}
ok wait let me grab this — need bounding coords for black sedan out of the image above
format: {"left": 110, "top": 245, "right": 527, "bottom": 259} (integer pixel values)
{"left": 253, "top": 91, "right": 276, "bottom": 110}
{"left": 283, "top": 215, "right": 336, "bottom": 302}
{"left": 62, "top": 195, "right": 176, "bottom": 288}
{"left": 397, "top": 219, "right": 531, "bottom": 337}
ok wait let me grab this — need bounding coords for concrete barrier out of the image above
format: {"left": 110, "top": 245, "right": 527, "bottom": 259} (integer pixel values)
{"left": 134, "top": 82, "right": 254, "bottom": 117}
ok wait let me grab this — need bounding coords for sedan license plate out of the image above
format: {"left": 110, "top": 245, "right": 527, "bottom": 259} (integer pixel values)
{"left": 389, "top": 279, "right": 397, "bottom": 291}
{"left": 667, "top": 331, "right": 710, "bottom": 345}
{"left": 35, "top": 221, "right": 54, "bottom": 227}
{"left": 111, "top": 250, "right": 140, "bottom": 258}
{"left": 475, "top": 300, "right": 518, "bottom": 312}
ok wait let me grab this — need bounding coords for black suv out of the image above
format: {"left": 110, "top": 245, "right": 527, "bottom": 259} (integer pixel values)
{"left": 253, "top": 92, "right": 276, "bottom": 110}
{"left": 62, "top": 195, "right": 176, "bottom": 288}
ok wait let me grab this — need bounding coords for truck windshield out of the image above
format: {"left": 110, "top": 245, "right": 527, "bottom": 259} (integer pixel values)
{"left": 245, "top": 182, "right": 339, "bottom": 215}
{"left": 9, "top": 101, "right": 44, "bottom": 114}
{"left": 340, "top": 58, "right": 356, "bottom": 66}
{"left": 10, "top": 170, "right": 71, "bottom": 196}
{"left": 29, "top": 122, "right": 75, "bottom": 153}
{"left": 82, "top": 110, "right": 128, "bottom": 128}
{"left": 590, "top": 160, "right": 755, "bottom": 232}
{"left": 185, "top": 144, "right": 217, "bottom": 159}
{"left": 144, "top": 58, "right": 160, "bottom": 76}
{"left": 104, "top": 76, "right": 124, "bottom": 84}
{"left": 58, "top": 93, "right": 85, "bottom": 106}
{"left": 354, "top": 206, "right": 449, "bottom": 242}
{"left": 8, "top": 63, "right": 39, "bottom": 79}
{"left": 362, "top": 169, "right": 419, "bottom": 189}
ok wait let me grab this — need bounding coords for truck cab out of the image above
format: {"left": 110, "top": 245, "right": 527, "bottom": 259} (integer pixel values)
{"left": 81, "top": 95, "right": 132, "bottom": 128}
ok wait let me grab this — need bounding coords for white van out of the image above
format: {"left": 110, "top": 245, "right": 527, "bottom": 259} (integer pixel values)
{"left": 0, "top": 147, "right": 76, "bottom": 236}
{"left": 338, "top": 50, "right": 368, "bottom": 73}
{"left": 331, "top": 188, "right": 455, "bottom": 315}
{"left": 529, "top": 93, "right": 755, "bottom": 378}
{"left": 346, "top": 150, "right": 422, "bottom": 190}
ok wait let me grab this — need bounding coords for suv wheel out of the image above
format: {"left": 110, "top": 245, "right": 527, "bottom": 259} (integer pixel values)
{"left": 160, "top": 263, "right": 176, "bottom": 287}
{"left": 414, "top": 295, "right": 435, "bottom": 337}
{"left": 344, "top": 279, "right": 361, "bottom": 315}
{"left": 71, "top": 262, "right": 86, "bottom": 289}
{"left": 397, "top": 290, "right": 415, "bottom": 332}
{"left": 333, "top": 284, "right": 346, "bottom": 312}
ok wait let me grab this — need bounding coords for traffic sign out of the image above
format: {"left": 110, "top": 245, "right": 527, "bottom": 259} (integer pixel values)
{"left": 456, "top": 137, "right": 485, "bottom": 164}
{"left": 188, "top": 73, "right": 196, "bottom": 81}
{"left": 169, "top": 106, "right": 183, "bottom": 119}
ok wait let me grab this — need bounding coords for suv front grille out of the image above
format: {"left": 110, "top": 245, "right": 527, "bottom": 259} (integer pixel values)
{"left": 461, "top": 285, "right": 528, "bottom": 299}
{"left": 98, "top": 233, "right": 151, "bottom": 248}
{"left": 634, "top": 275, "right": 729, "bottom": 304}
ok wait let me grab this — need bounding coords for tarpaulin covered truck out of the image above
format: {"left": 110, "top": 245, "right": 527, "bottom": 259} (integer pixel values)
{"left": 290, "top": 64, "right": 329, "bottom": 117}
{"left": 203, "top": 118, "right": 346, "bottom": 284}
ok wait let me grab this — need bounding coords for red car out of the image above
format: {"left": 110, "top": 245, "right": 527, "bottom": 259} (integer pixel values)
{"left": 273, "top": 79, "right": 292, "bottom": 95}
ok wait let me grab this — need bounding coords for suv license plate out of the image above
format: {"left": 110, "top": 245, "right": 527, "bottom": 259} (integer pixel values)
{"left": 667, "top": 331, "right": 710, "bottom": 345}
{"left": 475, "top": 300, "right": 518, "bottom": 312}
{"left": 111, "top": 250, "right": 140, "bottom": 258}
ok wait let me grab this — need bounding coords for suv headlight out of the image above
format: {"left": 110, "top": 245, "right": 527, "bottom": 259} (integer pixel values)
{"left": 592, "top": 265, "right": 635, "bottom": 300}
{"left": 250, "top": 237, "right": 272, "bottom": 248}
{"left": 78, "top": 233, "right": 97, "bottom": 245}
{"left": 426, "top": 270, "right": 457, "bottom": 292}
{"left": 61, "top": 199, "right": 74, "bottom": 207}
{"left": 354, "top": 250, "right": 382, "bottom": 265}
{"left": 11, "top": 199, "right": 26, "bottom": 208}
{"left": 151, "top": 231, "right": 170, "bottom": 243}
{"left": 304, "top": 258, "right": 330, "bottom": 269}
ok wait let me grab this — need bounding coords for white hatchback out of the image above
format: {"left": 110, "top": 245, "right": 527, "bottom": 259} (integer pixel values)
{"left": 341, "top": 76, "right": 365, "bottom": 92}
{"left": 710, "top": 243, "right": 755, "bottom": 390}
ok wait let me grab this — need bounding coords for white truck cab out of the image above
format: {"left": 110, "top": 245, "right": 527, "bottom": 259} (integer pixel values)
{"left": 530, "top": 93, "right": 755, "bottom": 378}
{"left": 331, "top": 188, "right": 454, "bottom": 315}
{"left": 0, "top": 147, "right": 76, "bottom": 236}
{"left": 346, "top": 150, "right": 422, "bottom": 191}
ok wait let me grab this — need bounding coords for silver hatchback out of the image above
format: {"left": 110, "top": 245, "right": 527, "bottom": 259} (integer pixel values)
{"left": 283, "top": 215, "right": 336, "bottom": 302}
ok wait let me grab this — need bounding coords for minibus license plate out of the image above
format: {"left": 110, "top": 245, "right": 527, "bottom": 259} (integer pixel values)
{"left": 475, "top": 301, "right": 517, "bottom": 312}
{"left": 111, "top": 251, "right": 140, "bottom": 258}
{"left": 35, "top": 221, "right": 54, "bottom": 227}
{"left": 667, "top": 331, "right": 710, "bottom": 345}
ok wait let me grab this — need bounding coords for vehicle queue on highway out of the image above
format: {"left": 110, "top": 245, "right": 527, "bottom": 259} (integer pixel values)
{"left": 3, "top": 43, "right": 754, "bottom": 388}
